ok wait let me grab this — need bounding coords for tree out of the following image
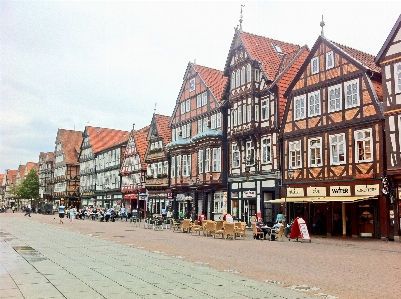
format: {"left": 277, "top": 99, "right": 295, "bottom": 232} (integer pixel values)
{"left": 20, "top": 168, "right": 39, "bottom": 203}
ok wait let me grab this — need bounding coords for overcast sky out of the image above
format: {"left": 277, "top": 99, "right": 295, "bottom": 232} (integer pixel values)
{"left": 1, "top": 1, "right": 400, "bottom": 172}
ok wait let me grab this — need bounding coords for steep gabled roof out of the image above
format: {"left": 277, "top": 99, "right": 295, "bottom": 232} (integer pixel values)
{"left": 224, "top": 30, "right": 301, "bottom": 81}
{"left": 26, "top": 162, "right": 38, "bottom": 173}
{"left": 58, "top": 129, "right": 82, "bottom": 164}
{"left": 7, "top": 170, "right": 18, "bottom": 184}
{"left": 17, "top": 165, "right": 26, "bottom": 179}
{"left": 86, "top": 126, "right": 130, "bottom": 154}
{"left": 192, "top": 64, "right": 228, "bottom": 103}
{"left": 375, "top": 14, "right": 401, "bottom": 64}
{"left": 134, "top": 125, "right": 150, "bottom": 169}
{"left": 154, "top": 114, "right": 172, "bottom": 144}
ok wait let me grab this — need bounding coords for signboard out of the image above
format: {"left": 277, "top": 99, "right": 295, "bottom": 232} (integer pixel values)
{"left": 298, "top": 218, "right": 311, "bottom": 242}
{"left": 307, "top": 187, "right": 326, "bottom": 197}
{"left": 231, "top": 192, "right": 239, "bottom": 198}
{"left": 355, "top": 184, "right": 380, "bottom": 196}
{"left": 330, "top": 186, "right": 351, "bottom": 196}
{"left": 287, "top": 187, "right": 304, "bottom": 197}
{"left": 244, "top": 190, "right": 256, "bottom": 198}
{"left": 167, "top": 193, "right": 173, "bottom": 199}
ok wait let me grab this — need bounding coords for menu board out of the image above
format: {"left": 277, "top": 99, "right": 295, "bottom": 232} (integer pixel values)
{"left": 298, "top": 218, "right": 311, "bottom": 241}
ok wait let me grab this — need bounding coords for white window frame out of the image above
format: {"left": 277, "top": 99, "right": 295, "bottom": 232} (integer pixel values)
{"left": 233, "top": 110, "right": 238, "bottom": 126}
{"left": 289, "top": 140, "right": 302, "bottom": 169}
{"left": 236, "top": 70, "right": 240, "bottom": 87}
{"left": 396, "top": 63, "right": 401, "bottom": 94}
{"left": 197, "top": 94, "right": 202, "bottom": 108}
{"left": 311, "top": 57, "right": 319, "bottom": 75}
{"left": 186, "top": 123, "right": 191, "bottom": 138}
{"left": 202, "top": 92, "right": 207, "bottom": 106}
{"left": 203, "top": 117, "right": 208, "bottom": 131}
{"left": 216, "top": 112, "right": 221, "bottom": 128}
{"left": 182, "top": 125, "right": 187, "bottom": 139}
{"left": 261, "top": 137, "right": 272, "bottom": 164}
{"left": 232, "top": 143, "right": 240, "bottom": 168}
{"left": 183, "top": 155, "right": 191, "bottom": 177}
{"left": 171, "top": 156, "right": 176, "bottom": 178}
{"left": 308, "top": 91, "right": 321, "bottom": 117}
{"left": 329, "top": 133, "right": 346, "bottom": 165}
{"left": 231, "top": 72, "right": 236, "bottom": 90}
{"left": 211, "top": 114, "right": 217, "bottom": 129}
{"left": 198, "top": 149, "right": 204, "bottom": 174}
{"left": 241, "top": 66, "right": 245, "bottom": 85}
{"left": 246, "top": 64, "right": 251, "bottom": 83}
{"left": 238, "top": 106, "right": 242, "bottom": 125}
{"left": 308, "top": 137, "right": 322, "bottom": 167}
{"left": 328, "top": 84, "right": 342, "bottom": 112}
{"left": 212, "top": 148, "right": 221, "bottom": 172}
{"left": 326, "top": 51, "right": 334, "bottom": 70}
{"left": 180, "top": 102, "right": 185, "bottom": 114}
{"left": 205, "top": 149, "right": 210, "bottom": 173}
{"left": 186, "top": 99, "right": 190, "bottom": 112}
{"left": 354, "top": 129, "right": 373, "bottom": 163}
{"left": 189, "top": 78, "right": 195, "bottom": 92}
{"left": 254, "top": 69, "right": 260, "bottom": 82}
{"left": 243, "top": 104, "right": 247, "bottom": 123}
{"left": 246, "top": 141, "right": 255, "bottom": 165}
{"left": 158, "top": 162, "right": 162, "bottom": 175}
{"left": 247, "top": 105, "right": 251, "bottom": 123}
{"left": 294, "top": 95, "right": 306, "bottom": 120}
{"left": 198, "top": 119, "right": 203, "bottom": 134}
{"left": 345, "top": 79, "right": 360, "bottom": 108}
{"left": 261, "top": 99, "right": 269, "bottom": 120}
{"left": 255, "top": 105, "right": 259, "bottom": 122}
{"left": 163, "top": 161, "right": 168, "bottom": 175}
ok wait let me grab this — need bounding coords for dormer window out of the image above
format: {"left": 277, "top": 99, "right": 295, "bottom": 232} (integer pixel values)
{"left": 189, "top": 78, "right": 195, "bottom": 92}
{"left": 311, "top": 57, "right": 319, "bottom": 75}
{"left": 273, "top": 43, "right": 283, "bottom": 54}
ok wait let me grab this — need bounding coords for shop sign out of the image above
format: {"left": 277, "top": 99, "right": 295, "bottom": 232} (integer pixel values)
{"left": 167, "top": 192, "right": 173, "bottom": 199}
{"left": 330, "top": 186, "right": 351, "bottom": 196}
{"left": 176, "top": 194, "right": 185, "bottom": 201}
{"left": 307, "top": 187, "right": 326, "bottom": 197}
{"left": 355, "top": 184, "right": 380, "bottom": 196}
{"left": 244, "top": 190, "right": 256, "bottom": 198}
{"left": 287, "top": 187, "right": 304, "bottom": 197}
{"left": 231, "top": 192, "right": 239, "bottom": 198}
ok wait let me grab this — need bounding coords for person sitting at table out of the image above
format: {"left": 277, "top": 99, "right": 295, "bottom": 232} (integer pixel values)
{"left": 272, "top": 220, "right": 284, "bottom": 234}
{"left": 256, "top": 218, "right": 269, "bottom": 239}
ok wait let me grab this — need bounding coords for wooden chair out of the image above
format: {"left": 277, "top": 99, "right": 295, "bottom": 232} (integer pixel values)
{"left": 181, "top": 219, "right": 192, "bottom": 233}
{"left": 204, "top": 220, "right": 215, "bottom": 237}
{"left": 212, "top": 221, "right": 224, "bottom": 239}
{"left": 172, "top": 220, "right": 182, "bottom": 232}
{"left": 252, "top": 223, "right": 264, "bottom": 240}
{"left": 191, "top": 220, "right": 201, "bottom": 235}
{"left": 201, "top": 220, "right": 208, "bottom": 235}
{"left": 270, "top": 225, "right": 284, "bottom": 241}
{"left": 235, "top": 222, "right": 246, "bottom": 239}
{"left": 223, "top": 222, "right": 236, "bottom": 240}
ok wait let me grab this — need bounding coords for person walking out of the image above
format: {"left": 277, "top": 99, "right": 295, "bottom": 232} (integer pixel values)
{"left": 69, "top": 206, "right": 75, "bottom": 223}
{"left": 24, "top": 204, "right": 31, "bottom": 217}
{"left": 12, "top": 206, "right": 15, "bottom": 213}
{"left": 58, "top": 200, "right": 65, "bottom": 224}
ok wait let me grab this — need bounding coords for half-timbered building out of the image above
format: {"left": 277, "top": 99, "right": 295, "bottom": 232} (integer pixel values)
{"left": 144, "top": 114, "right": 172, "bottom": 215}
{"left": 375, "top": 14, "right": 401, "bottom": 241}
{"left": 78, "top": 126, "right": 129, "bottom": 209}
{"left": 281, "top": 34, "right": 386, "bottom": 239}
{"left": 224, "top": 29, "right": 308, "bottom": 225}
{"left": 166, "top": 62, "right": 228, "bottom": 220}
{"left": 53, "top": 129, "right": 82, "bottom": 207}
{"left": 4, "top": 169, "right": 18, "bottom": 208}
{"left": 38, "top": 153, "right": 54, "bottom": 204}
{"left": 120, "top": 124, "right": 150, "bottom": 218}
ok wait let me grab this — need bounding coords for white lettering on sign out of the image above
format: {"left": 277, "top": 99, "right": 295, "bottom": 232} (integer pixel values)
{"left": 355, "top": 184, "right": 380, "bottom": 196}
{"left": 330, "top": 186, "right": 351, "bottom": 196}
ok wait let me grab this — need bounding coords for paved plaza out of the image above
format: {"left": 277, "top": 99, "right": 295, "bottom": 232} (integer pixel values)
{"left": 1, "top": 213, "right": 400, "bottom": 299}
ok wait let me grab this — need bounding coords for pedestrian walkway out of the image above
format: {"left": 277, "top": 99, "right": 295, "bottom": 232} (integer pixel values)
{"left": 0, "top": 216, "right": 315, "bottom": 299}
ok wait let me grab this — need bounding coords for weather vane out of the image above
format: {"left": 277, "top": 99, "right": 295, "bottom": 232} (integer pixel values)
{"left": 239, "top": 4, "right": 245, "bottom": 31}
{"left": 320, "top": 15, "right": 325, "bottom": 36}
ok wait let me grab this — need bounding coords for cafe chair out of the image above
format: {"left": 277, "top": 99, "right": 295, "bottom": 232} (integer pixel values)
{"left": 270, "top": 225, "right": 284, "bottom": 241}
{"left": 234, "top": 222, "right": 246, "bottom": 239}
{"left": 191, "top": 220, "right": 201, "bottom": 235}
{"left": 212, "top": 221, "right": 224, "bottom": 239}
{"left": 172, "top": 220, "right": 182, "bottom": 232}
{"left": 252, "top": 223, "right": 264, "bottom": 240}
{"left": 223, "top": 222, "right": 236, "bottom": 240}
{"left": 181, "top": 219, "right": 192, "bottom": 233}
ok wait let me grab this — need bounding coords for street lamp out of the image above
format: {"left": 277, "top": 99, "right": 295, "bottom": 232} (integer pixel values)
{"left": 284, "top": 168, "right": 295, "bottom": 225}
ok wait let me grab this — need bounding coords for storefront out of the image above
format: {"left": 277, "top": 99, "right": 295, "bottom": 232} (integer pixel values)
{"left": 147, "top": 192, "right": 170, "bottom": 215}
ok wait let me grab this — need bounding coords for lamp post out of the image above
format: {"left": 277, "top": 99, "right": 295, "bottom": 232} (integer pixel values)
{"left": 284, "top": 168, "right": 295, "bottom": 225}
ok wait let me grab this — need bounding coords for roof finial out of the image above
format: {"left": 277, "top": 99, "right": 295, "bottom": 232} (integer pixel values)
{"left": 320, "top": 15, "right": 325, "bottom": 36}
{"left": 154, "top": 102, "right": 157, "bottom": 114}
{"left": 239, "top": 4, "right": 245, "bottom": 32}
{"left": 133, "top": 123, "right": 135, "bottom": 130}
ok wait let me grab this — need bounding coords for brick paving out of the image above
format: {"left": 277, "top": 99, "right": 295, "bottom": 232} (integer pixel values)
{"left": 1, "top": 211, "right": 401, "bottom": 299}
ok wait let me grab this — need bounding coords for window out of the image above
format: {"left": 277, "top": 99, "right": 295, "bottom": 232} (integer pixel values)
{"left": 255, "top": 105, "right": 259, "bottom": 121}
{"left": 308, "top": 138, "right": 322, "bottom": 167}
{"left": 289, "top": 141, "right": 301, "bottom": 169}
{"left": 273, "top": 43, "right": 283, "bottom": 54}
{"left": 294, "top": 95, "right": 306, "bottom": 120}
{"left": 238, "top": 106, "right": 242, "bottom": 125}
{"left": 203, "top": 117, "right": 208, "bottom": 131}
{"left": 261, "top": 137, "right": 271, "bottom": 163}
{"left": 176, "top": 155, "right": 181, "bottom": 177}
{"left": 201, "top": 92, "right": 207, "bottom": 106}
{"left": 186, "top": 123, "right": 191, "bottom": 138}
{"left": 189, "top": 78, "right": 195, "bottom": 92}
{"left": 261, "top": 100, "right": 269, "bottom": 120}
{"left": 247, "top": 105, "right": 251, "bottom": 123}
{"left": 198, "top": 119, "right": 203, "bottom": 134}
{"left": 355, "top": 129, "right": 373, "bottom": 162}
{"left": 233, "top": 110, "right": 238, "bottom": 126}
{"left": 236, "top": 70, "right": 240, "bottom": 87}
{"left": 243, "top": 104, "right": 247, "bottom": 123}
{"left": 328, "top": 84, "right": 342, "bottom": 112}
{"left": 308, "top": 91, "right": 321, "bottom": 117}
{"left": 254, "top": 69, "right": 260, "bottom": 82}
{"left": 246, "top": 64, "right": 251, "bottom": 83}
{"left": 396, "top": 63, "right": 401, "bottom": 93}
{"left": 246, "top": 141, "right": 255, "bottom": 165}
{"left": 186, "top": 99, "right": 190, "bottom": 112}
{"left": 232, "top": 143, "right": 240, "bottom": 167}
{"left": 182, "top": 125, "right": 186, "bottom": 139}
{"left": 171, "top": 156, "right": 176, "bottom": 178}
{"left": 182, "top": 155, "right": 191, "bottom": 177}
{"left": 311, "top": 57, "right": 319, "bottom": 75}
{"left": 326, "top": 51, "right": 334, "bottom": 69}
{"left": 205, "top": 149, "right": 210, "bottom": 172}
{"left": 211, "top": 114, "right": 216, "bottom": 129}
{"left": 198, "top": 150, "right": 204, "bottom": 173}
{"left": 231, "top": 72, "right": 236, "bottom": 89}
{"left": 241, "top": 66, "right": 245, "bottom": 85}
{"left": 163, "top": 161, "right": 168, "bottom": 175}
{"left": 330, "top": 133, "right": 345, "bottom": 165}
{"left": 345, "top": 79, "right": 360, "bottom": 108}
{"left": 158, "top": 162, "right": 162, "bottom": 175}
{"left": 180, "top": 102, "right": 185, "bottom": 114}
{"left": 197, "top": 94, "right": 202, "bottom": 108}
{"left": 216, "top": 112, "right": 221, "bottom": 128}
{"left": 212, "top": 148, "right": 221, "bottom": 172}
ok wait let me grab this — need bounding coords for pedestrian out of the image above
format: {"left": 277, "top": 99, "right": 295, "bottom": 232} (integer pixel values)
{"left": 69, "top": 206, "right": 75, "bottom": 222}
{"left": 24, "top": 204, "right": 31, "bottom": 217}
{"left": 12, "top": 206, "right": 15, "bottom": 213}
{"left": 58, "top": 200, "right": 65, "bottom": 224}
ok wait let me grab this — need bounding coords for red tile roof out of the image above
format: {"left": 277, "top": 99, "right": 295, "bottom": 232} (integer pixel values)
{"left": 86, "top": 126, "right": 130, "bottom": 154}
{"left": 225, "top": 31, "right": 301, "bottom": 81}
{"left": 25, "top": 162, "right": 39, "bottom": 173}
{"left": 18, "top": 165, "right": 26, "bottom": 179}
{"left": 7, "top": 170, "right": 18, "bottom": 184}
{"left": 192, "top": 64, "right": 228, "bottom": 102}
{"left": 134, "top": 125, "right": 150, "bottom": 169}
{"left": 57, "top": 129, "right": 82, "bottom": 165}
{"left": 0, "top": 174, "right": 4, "bottom": 186}
{"left": 154, "top": 114, "right": 172, "bottom": 144}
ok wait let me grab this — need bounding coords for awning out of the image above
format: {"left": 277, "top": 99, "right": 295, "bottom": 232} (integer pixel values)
{"left": 268, "top": 196, "right": 376, "bottom": 203}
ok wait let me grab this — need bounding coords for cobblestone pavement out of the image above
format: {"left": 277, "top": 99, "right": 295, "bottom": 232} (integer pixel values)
{"left": 1, "top": 212, "right": 400, "bottom": 299}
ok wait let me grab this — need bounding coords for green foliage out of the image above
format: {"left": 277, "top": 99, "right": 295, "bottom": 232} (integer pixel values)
{"left": 18, "top": 168, "right": 40, "bottom": 199}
